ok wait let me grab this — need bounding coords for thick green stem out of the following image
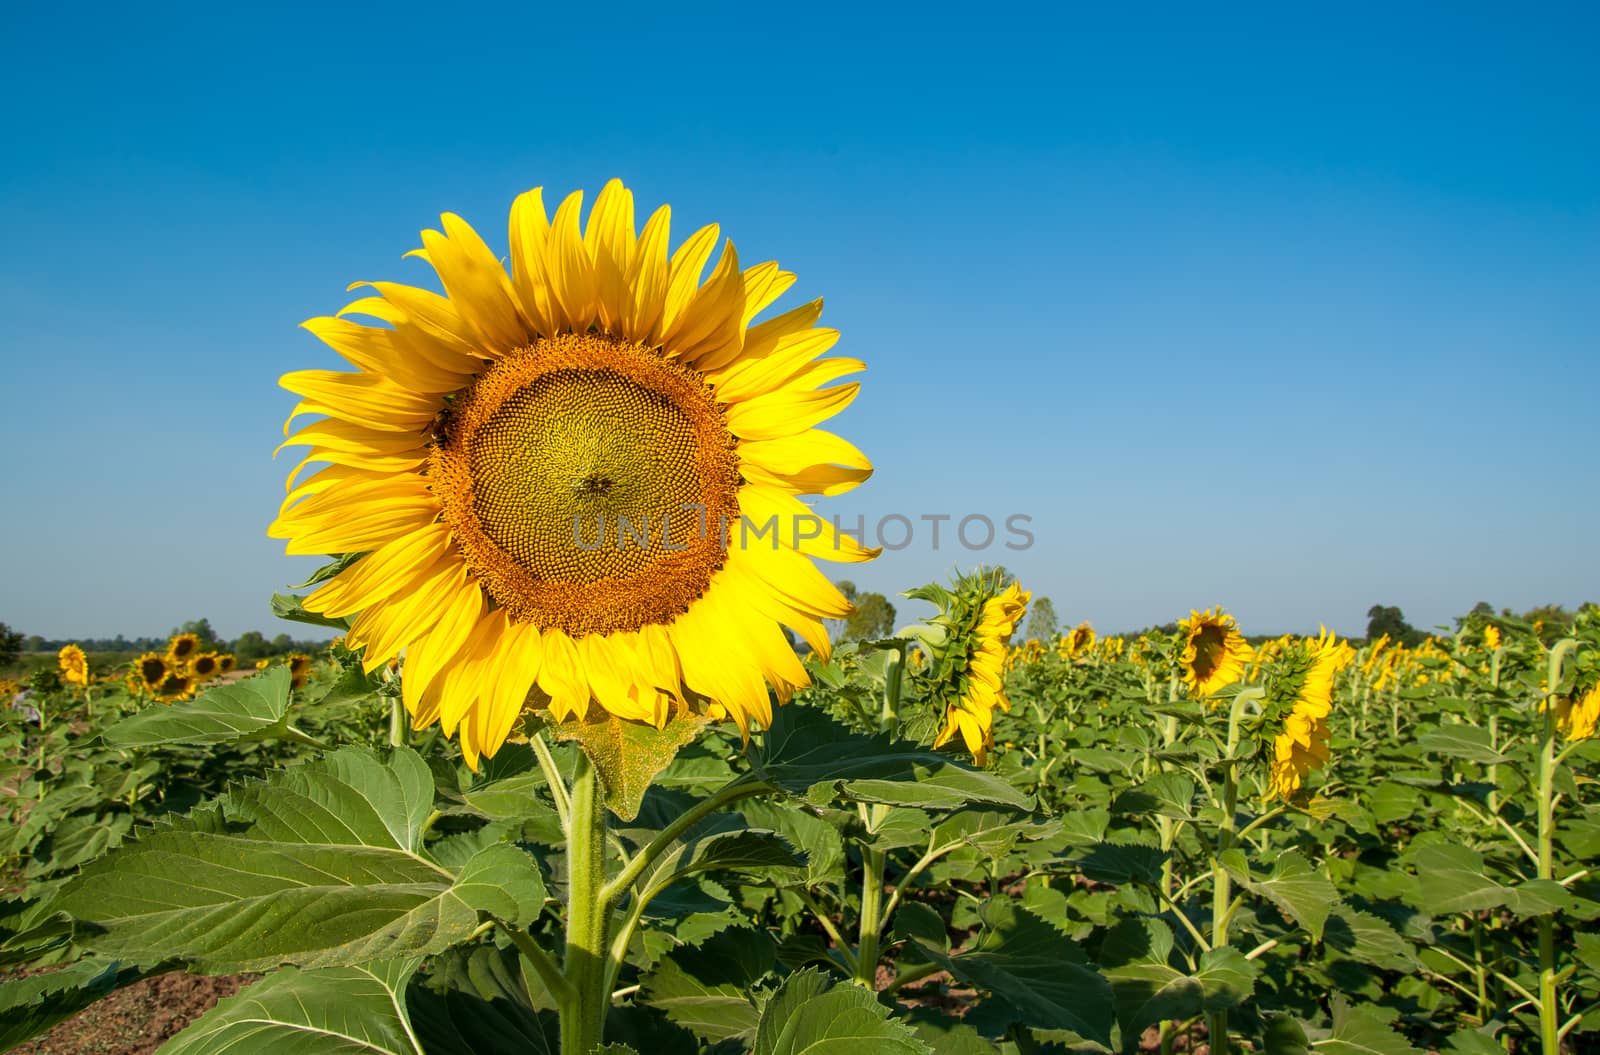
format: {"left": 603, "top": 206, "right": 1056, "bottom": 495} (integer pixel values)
{"left": 855, "top": 802, "right": 887, "bottom": 986}
{"left": 561, "top": 757, "right": 611, "bottom": 1054}
{"left": 388, "top": 697, "right": 407, "bottom": 748}
{"left": 1537, "top": 706, "right": 1560, "bottom": 1055}
{"left": 1536, "top": 640, "right": 1575, "bottom": 1055}
{"left": 1207, "top": 767, "right": 1237, "bottom": 1054}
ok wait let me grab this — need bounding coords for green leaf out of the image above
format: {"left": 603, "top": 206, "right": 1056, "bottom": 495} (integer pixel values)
{"left": 1415, "top": 726, "right": 1512, "bottom": 765}
{"left": 553, "top": 713, "right": 708, "bottom": 822}
{"left": 903, "top": 899, "right": 1112, "bottom": 1047}
{"left": 738, "top": 799, "right": 845, "bottom": 887}
{"left": 55, "top": 748, "right": 544, "bottom": 972}
{"left": 640, "top": 958, "right": 760, "bottom": 1043}
{"left": 1314, "top": 997, "right": 1424, "bottom": 1055}
{"left": 270, "top": 592, "right": 353, "bottom": 632}
{"left": 1100, "top": 919, "right": 1257, "bottom": 1046}
{"left": 1443, "top": 1029, "right": 1506, "bottom": 1055}
{"left": 1234, "top": 851, "right": 1335, "bottom": 942}
{"left": 893, "top": 903, "right": 950, "bottom": 952}
{"left": 103, "top": 667, "right": 293, "bottom": 747}
{"left": 639, "top": 923, "right": 778, "bottom": 1041}
{"left": 1403, "top": 844, "right": 1510, "bottom": 915}
{"left": 1072, "top": 839, "right": 1168, "bottom": 885}
{"left": 409, "top": 945, "right": 557, "bottom": 1053}
{"left": 1263, "top": 1014, "right": 1312, "bottom": 1055}
{"left": 638, "top": 821, "right": 803, "bottom": 907}
{"left": 752, "top": 968, "right": 930, "bottom": 1055}
{"left": 1112, "top": 772, "right": 1195, "bottom": 820}
{"left": 755, "top": 706, "right": 1030, "bottom": 810}
{"left": 158, "top": 960, "right": 422, "bottom": 1054}
{"left": 0, "top": 958, "right": 140, "bottom": 1049}
{"left": 1324, "top": 908, "right": 1418, "bottom": 971}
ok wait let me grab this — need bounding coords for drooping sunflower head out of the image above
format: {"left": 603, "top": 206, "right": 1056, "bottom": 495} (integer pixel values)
{"left": 1553, "top": 681, "right": 1600, "bottom": 742}
{"left": 217, "top": 653, "right": 237, "bottom": 673}
{"left": 1067, "top": 622, "right": 1096, "bottom": 657}
{"left": 190, "top": 652, "right": 220, "bottom": 680}
{"left": 58, "top": 644, "right": 89, "bottom": 687}
{"left": 1256, "top": 629, "right": 1344, "bottom": 800}
{"left": 167, "top": 634, "right": 200, "bottom": 664}
{"left": 136, "top": 652, "right": 169, "bottom": 691}
{"left": 287, "top": 652, "right": 314, "bottom": 689}
{"left": 1177, "top": 608, "right": 1253, "bottom": 700}
{"left": 269, "top": 180, "right": 874, "bottom": 767}
{"left": 908, "top": 570, "right": 1030, "bottom": 765}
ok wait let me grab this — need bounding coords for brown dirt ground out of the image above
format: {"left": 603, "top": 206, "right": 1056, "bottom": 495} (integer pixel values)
{"left": 10, "top": 971, "right": 254, "bottom": 1055}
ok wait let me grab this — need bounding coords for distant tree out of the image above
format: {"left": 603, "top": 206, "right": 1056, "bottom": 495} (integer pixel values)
{"left": 1024, "top": 597, "right": 1059, "bottom": 642}
{"left": 1522, "top": 603, "right": 1574, "bottom": 643}
{"left": 24, "top": 635, "right": 45, "bottom": 653}
{"left": 843, "top": 593, "right": 897, "bottom": 642}
{"left": 1366, "top": 605, "right": 1422, "bottom": 646}
{"left": 177, "top": 618, "right": 221, "bottom": 647}
{"left": 232, "top": 630, "right": 271, "bottom": 661}
{"left": 0, "top": 623, "right": 23, "bottom": 668}
{"left": 270, "top": 633, "right": 294, "bottom": 654}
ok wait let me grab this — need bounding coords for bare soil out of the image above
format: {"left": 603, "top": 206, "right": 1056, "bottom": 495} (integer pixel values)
{"left": 10, "top": 971, "right": 253, "bottom": 1055}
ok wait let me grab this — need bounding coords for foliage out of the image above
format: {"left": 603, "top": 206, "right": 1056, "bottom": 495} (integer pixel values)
{"left": 0, "top": 602, "right": 1595, "bottom": 1055}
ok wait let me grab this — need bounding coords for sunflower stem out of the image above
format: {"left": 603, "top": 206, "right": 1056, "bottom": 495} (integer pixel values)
{"left": 388, "top": 697, "right": 407, "bottom": 748}
{"left": 1535, "top": 641, "right": 1575, "bottom": 1055}
{"left": 560, "top": 755, "right": 611, "bottom": 1054}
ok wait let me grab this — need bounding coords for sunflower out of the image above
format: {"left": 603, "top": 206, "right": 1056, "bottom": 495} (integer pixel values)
{"left": 1178, "top": 608, "right": 1253, "bottom": 700}
{"left": 1265, "top": 628, "right": 1340, "bottom": 800}
{"left": 1553, "top": 682, "right": 1600, "bottom": 742}
{"left": 287, "top": 653, "right": 314, "bottom": 690}
{"left": 255, "top": 658, "right": 271, "bottom": 671}
{"left": 269, "top": 180, "right": 874, "bottom": 766}
{"left": 123, "top": 671, "right": 143, "bottom": 696}
{"left": 58, "top": 644, "right": 89, "bottom": 687}
{"left": 136, "top": 653, "right": 169, "bottom": 692}
{"left": 913, "top": 573, "right": 1029, "bottom": 765}
{"left": 167, "top": 633, "right": 200, "bottom": 664}
{"left": 217, "top": 653, "right": 237, "bottom": 673}
{"left": 1482, "top": 624, "right": 1502, "bottom": 651}
{"left": 190, "top": 652, "right": 220, "bottom": 680}
{"left": 1066, "top": 622, "right": 1095, "bottom": 658}
{"left": 155, "top": 672, "right": 193, "bottom": 703}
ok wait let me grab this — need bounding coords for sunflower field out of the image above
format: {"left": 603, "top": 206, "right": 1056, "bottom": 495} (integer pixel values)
{"left": 3, "top": 183, "right": 1596, "bottom": 1055}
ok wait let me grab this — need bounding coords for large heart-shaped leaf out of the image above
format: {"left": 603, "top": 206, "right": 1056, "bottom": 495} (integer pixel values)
{"left": 54, "top": 748, "right": 547, "bottom": 971}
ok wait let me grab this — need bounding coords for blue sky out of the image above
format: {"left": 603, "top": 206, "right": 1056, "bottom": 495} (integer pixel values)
{"left": 2, "top": 2, "right": 1595, "bottom": 641}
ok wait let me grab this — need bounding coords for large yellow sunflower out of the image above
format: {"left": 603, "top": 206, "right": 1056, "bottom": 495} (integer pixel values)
{"left": 1266, "top": 628, "right": 1340, "bottom": 800}
{"left": 270, "top": 180, "right": 875, "bottom": 765}
{"left": 58, "top": 644, "right": 89, "bottom": 687}
{"left": 1178, "top": 608, "right": 1253, "bottom": 700}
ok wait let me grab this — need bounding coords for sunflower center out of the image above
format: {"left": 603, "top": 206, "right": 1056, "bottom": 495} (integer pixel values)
{"left": 1191, "top": 624, "right": 1225, "bottom": 680}
{"left": 431, "top": 333, "right": 739, "bottom": 636}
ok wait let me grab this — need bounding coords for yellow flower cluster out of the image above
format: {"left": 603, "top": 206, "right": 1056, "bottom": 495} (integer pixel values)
{"left": 132, "top": 635, "right": 238, "bottom": 703}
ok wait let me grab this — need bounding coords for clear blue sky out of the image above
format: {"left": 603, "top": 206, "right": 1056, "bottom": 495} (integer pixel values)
{"left": 2, "top": 2, "right": 1595, "bottom": 641}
